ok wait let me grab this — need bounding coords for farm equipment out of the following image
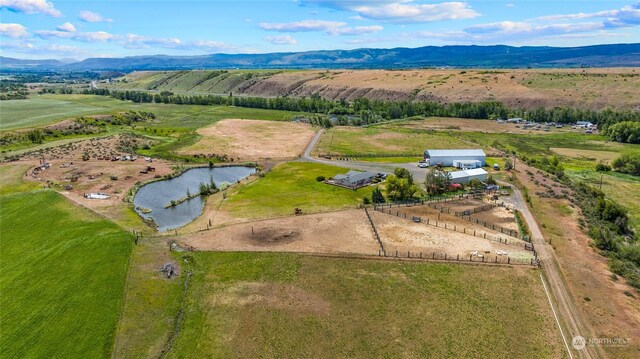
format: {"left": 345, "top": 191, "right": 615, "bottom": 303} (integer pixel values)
{"left": 140, "top": 166, "right": 156, "bottom": 174}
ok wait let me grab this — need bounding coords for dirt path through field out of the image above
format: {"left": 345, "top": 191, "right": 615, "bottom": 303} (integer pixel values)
{"left": 509, "top": 184, "right": 602, "bottom": 359}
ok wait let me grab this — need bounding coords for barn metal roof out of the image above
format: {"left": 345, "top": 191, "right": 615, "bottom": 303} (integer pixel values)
{"left": 448, "top": 168, "right": 488, "bottom": 179}
{"left": 424, "top": 149, "right": 486, "bottom": 157}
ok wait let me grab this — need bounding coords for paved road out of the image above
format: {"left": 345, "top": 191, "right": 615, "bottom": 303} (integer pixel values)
{"left": 507, "top": 183, "right": 602, "bottom": 359}
{"left": 301, "top": 129, "right": 428, "bottom": 183}
{"left": 302, "top": 131, "right": 601, "bottom": 359}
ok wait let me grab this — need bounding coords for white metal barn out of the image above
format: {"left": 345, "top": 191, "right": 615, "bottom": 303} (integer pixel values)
{"left": 424, "top": 149, "right": 486, "bottom": 167}
{"left": 449, "top": 168, "right": 488, "bottom": 184}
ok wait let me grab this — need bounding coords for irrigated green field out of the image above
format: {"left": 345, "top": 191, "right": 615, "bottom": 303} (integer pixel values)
{"left": 0, "top": 98, "right": 106, "bottom": 130}
{"left": 0, "top": 191, "right": 134, "bottom": 358}
{"left": 220, "top": 162, "right": 376, "bottom": 219}
{"left": 161, "top": 252, "right": 562, "bottom": 358}
{"left": 1, "top": 94, "right": 303, "bottom": 131}
{"left": 313, "top": 125, "right": 477, "bottom": 156}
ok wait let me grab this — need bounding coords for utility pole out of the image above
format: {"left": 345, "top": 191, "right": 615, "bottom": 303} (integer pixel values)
{"left": 600, "top": 175, "right": 603, "bottom": 191}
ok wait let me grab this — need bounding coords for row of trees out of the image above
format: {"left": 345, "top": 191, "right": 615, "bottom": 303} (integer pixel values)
{"left": 85, "top": 88, "right": 640, "bottom": 130}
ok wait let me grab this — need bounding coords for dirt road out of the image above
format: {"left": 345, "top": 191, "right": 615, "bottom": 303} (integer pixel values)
{"left": 509, "top": 184, "right": 603, "bottom": 359}
{"left": 301, "top": 129, "right": 427, "bottom": 182}
{"left": 302, "top": 130, "right": 601, "bottom": 358}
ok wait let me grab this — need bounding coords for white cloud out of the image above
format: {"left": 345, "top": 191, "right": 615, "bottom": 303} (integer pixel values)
{"left": 260, "top": 20, "right": 346, "bottom": 32}
{"left": 1, "top": 41, "right": 86, "bottom": 56}
{"left": 56, "top": 22, "right": 76, "bottom": 32}
{"left": 121, "top": 33, "right": 181, "bottom": 49}
{"left": 301, "top": 0, "right": 479, "bottom": 23}
{"left": 0, "top": 0, "right": 61, "bottom": 17}
{"left": 329, "top": 25, "right": 383, "bottom": 35}
{"left": 402, "top": 2, "right": 640, "bottom": 44}
{"left": 35, "top": 29, "right": 115, "bottom": 42}
{"left": 260, "top": 19, "right": 383, "bottom": 36}
{"left": 533, "top": 3, "right": 640, "bottom": 28}
{"left": 264, "top": 35, "right": 298, "bottom": 45}
{"left": 0, "top": 23, "right": 29, "bottom": 38}
{"left": 78, "top": 10, "right": 112, "bottom": 23}
{"left": 505, "top": 3, "right": 515, "bottom": 8}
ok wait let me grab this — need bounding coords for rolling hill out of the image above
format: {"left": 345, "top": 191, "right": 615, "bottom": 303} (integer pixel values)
{"left": 3, "top": 44, "right": 639, "bottom": 71}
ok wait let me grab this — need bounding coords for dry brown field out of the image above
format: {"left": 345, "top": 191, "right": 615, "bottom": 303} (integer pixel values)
{"left": 180, "top": 119, "right": 316, "bottom": 161}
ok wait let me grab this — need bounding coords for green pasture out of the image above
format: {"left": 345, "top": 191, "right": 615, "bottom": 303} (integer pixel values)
{"left": 220, "top": 162, "right": 376, "bottom": 219}
{"left": 0, "top": 191, "right": 134, "bottom": 358}
{"left": 164, "top": 252, "right": 562, "bottom": 358}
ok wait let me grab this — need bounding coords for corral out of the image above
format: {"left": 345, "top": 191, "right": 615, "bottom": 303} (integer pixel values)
{"left": 180, "top": 209, "right": 380, "bottom": 255}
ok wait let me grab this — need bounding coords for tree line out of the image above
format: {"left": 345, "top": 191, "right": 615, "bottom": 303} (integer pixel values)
{"left": 83, "top": 88, "right": 639, "bottom": 133}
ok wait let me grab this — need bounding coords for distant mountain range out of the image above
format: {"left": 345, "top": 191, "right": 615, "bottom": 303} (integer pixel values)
{"left": 2, "top": 43, "right": 639, "bottom": 71}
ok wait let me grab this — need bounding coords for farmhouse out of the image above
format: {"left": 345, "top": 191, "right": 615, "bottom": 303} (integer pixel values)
{"left": 332, "top": 170, "right": 377, "bottom": 189}
{"left": 424, "top": 149, "right": 486, "bottom": 167}
{"left": 449, "top": 168, "right": 488, "bottom": 184}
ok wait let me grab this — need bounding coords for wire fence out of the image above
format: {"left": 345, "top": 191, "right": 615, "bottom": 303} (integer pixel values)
{"left": 377, "top": 249, "right": 538, "bottom": 266}
{"left": 364, "top": 206, "right": 384, "bottom": 252}
{"left": 373, "top": 206, "right": 535, "bottom": 252}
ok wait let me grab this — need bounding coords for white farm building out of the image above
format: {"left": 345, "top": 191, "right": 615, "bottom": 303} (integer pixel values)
{"left": 424, "top": 149, "right": 486, "bottom": 167}
{"left": 449, "top": 168, "right": 488, "bottom": 184}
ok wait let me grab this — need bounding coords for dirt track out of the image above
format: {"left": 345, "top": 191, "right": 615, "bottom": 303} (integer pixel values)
{"left": 509, "top": 183, "right": 602, "bottom": 359}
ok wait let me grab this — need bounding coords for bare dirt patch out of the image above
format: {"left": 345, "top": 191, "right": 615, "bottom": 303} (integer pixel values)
{"left": 180, "top": 209, "right": 380, "bottom": 255}
{"left": 208, "top": 282, "right": 330, "bottom": 316}
{"left": 14, "top": 135, "right": 174, "bottom": 225}
{"left": 181, "top": 119, "right": 315, "bottom": 161}
{"left": 370, "top": 211, "right": 533, "bottom": 261}
{"left": 469, "top": 207, "right": 519, "bottom": 232}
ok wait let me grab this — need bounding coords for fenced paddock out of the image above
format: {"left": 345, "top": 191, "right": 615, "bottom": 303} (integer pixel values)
{"left": 367, "top": 209, "right": 538, "bottom": 265}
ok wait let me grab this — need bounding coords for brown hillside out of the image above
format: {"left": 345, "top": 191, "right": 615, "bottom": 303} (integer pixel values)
{"left": 115, "top": 68, "right": 640, "bottom": 110}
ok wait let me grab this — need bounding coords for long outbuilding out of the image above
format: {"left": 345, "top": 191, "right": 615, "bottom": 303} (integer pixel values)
{"left": 448, "top": 168, "right": 488, "bottom": 184}
{"left": 424, "top": 149, "right": 486, "bottom": 167}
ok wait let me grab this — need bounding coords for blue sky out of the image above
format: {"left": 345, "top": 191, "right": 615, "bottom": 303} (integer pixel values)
{"left": 1, "top": 0, "right": 639, "bottom": 59}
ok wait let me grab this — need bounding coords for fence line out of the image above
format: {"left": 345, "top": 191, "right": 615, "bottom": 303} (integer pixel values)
{"left": 373, "top": 206, "right": 534, "bottom": 252}
{"left": 378, "top": 249, "right": 538, "bottom": 266}
{"left": 364, "top": 206, "right": 384, "bottom": 252}
{"left": 318, "top": 152, "right": 422, "bottom": 159}
{"left": 376, "top": 198, "right": 527, "bottom": 241}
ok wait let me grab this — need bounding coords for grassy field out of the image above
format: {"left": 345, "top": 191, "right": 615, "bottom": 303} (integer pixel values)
{"left": 113, "top": 239, "right": 183, "bottom": 358}
{"left": 2, "top": 94, "right": 303, "bottom": 131}
{"left": 0, "top": 164, "right": 42, "bottom": 195}
{"left": 0, "top": 98, "right": 106, "bottom": 130}
{"left": 220, "top": 162, "right": 376, "bottom": 219}
{"left": 0, "top": 191, "right": 134, "bottom": 358}
{"left": 567, "top": 170, "right": 640, "bottom": 232}
{"left": 314, "top": 126, "right": 476, "bottom": 156}
{"left": 164, "top": 252, "right": 562, "bottom": 358}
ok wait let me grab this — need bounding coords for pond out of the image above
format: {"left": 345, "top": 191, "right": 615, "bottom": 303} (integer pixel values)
{"left": 133, "top": 166, "right": 255, "bottom": 231}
